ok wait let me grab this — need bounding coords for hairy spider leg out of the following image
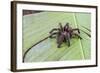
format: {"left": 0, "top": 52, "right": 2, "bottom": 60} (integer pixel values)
{"left": 59, "top": 23, "right": 63, "bottom": 32}
{"left": 72, "top": 28, "right": 80, "bottom": 34}
{"left": 49, "top": 32, "right": 58, "bottom": 38}
{"left": 64, "top": 23, "right": 69, "bottom": 28}
{"left": 57, "top": 33, "right": 65, "bottom": 48}
{"left": 49, "top": 28, "right": 60, "bottom": 38}
{"left": 64, "top": 23, "right": 69, "bottom": 31}
{"left": 71, "top": 32, "right": 82, "bottom": 39}
{"left": 65, "top": 32, "right": 70, "bottom": 47}
{"left": 49, "top": 28, "right": 59, "bottom": 33}
{"left": 65, "top": 27, "right": 73, "bottom": 38}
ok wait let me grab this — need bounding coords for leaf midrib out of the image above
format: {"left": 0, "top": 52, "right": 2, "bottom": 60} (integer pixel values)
{"left": 73, "top": 13, "right": 85, "bottom": 59}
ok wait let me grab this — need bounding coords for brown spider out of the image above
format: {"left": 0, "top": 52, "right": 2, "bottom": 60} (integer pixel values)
{"left": 49, "top": 23, "right": 82, "bottom": 48}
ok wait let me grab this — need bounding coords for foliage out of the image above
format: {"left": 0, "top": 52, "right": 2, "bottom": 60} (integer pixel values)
{"left": 22, "top": 11, "right": 91, "bottom": 62}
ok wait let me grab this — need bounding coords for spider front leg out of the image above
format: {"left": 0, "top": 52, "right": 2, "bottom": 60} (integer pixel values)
{"left": 59, "top": 23, "right": 63, "bottom": 31}
{"left": 64, "top": 23, "right": 69, "bottom": 29}
{"left": 49, "top": 28, "right": 59, "bottom": 34}
{"left": 49, "top": 32, "right": 58, "bottom": 38}
{"left": 72, "top": 28, "right": 80, "bottom": 34}
{"left": 65, "top": 32, "right": 70, "bottom": 47}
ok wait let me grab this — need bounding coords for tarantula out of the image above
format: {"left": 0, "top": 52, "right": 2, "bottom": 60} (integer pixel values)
{"left": 49, "top": 23, "right": 82, "bottom": 48}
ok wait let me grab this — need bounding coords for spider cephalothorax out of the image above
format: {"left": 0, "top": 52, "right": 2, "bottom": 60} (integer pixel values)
{"left": 49, "top": 23, "right": 82, "bottom": 48}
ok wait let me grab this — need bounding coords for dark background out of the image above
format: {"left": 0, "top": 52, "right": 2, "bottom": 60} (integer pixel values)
{"left": 23, "top": 10, "right": 42, "bottom": 16}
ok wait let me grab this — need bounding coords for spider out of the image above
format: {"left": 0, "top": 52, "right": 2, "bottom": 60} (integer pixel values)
{"left": 49, "top": 23, "right": 82, "bottom": 48}
{"left": 23, "top": 23, "right": 82, "bottom": 62}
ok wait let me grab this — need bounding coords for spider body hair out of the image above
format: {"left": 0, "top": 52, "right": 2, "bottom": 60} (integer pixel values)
{"left": 49, "top": 23, "right": 82, "bottom": 48}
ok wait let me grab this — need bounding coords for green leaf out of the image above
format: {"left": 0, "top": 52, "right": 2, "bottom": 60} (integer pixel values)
{"left": 22, "top": 11, "right": 91, "bottom": 62}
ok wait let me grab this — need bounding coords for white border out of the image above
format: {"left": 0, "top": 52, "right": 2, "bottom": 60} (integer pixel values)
{"left": 17, "top": 3, "right": 96, "bottom": 69}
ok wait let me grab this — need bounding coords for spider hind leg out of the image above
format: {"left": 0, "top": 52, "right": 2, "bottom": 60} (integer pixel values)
{"left": 72, "top": 32, "right": 82, "bottom": 39}
{"left": 65, "top": 33, "right": 70, "bottom": 47}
